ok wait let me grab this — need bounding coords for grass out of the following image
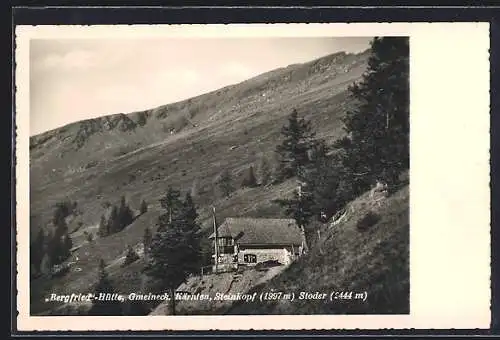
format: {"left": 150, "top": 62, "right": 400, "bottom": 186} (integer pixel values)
{"left": 29, "top": 51, "right": 370, "bottom": 315}
{"left": 356, "top": 211, "right": 381, "bottom": 232}
{"left": 226, "top": 184, "right": 409, "bottom": 315}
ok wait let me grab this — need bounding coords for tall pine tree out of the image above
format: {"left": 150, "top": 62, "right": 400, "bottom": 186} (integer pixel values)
{"left": 144, "top": 188, "right": 201, "bottom": 315}
{"left": 107, "top": 205, "right": 120, "bottom": 234}
{"left": 30, "top": 228, "right": 46, "bottom": 275}
{"left": 275, "top": 185, "right": 315, "bottom": 253}
{"left": 140, "top": 199, "right": 148, "bottom": 215}
{"left": 340, "top": 37, "right": 409, "bottom": 191}
{"left": 98, "top": 214, "right": 108, "bottom": 237}
{"left": 143, "top": 226, "right": 153, "bottom": 261}
{"left": 241, "top": 165, "right": 257, "bottom": 188}
{"left": 47, "top": 204, "right": 73, "bottom": 266}
{"left": 257, "top": 155, "right": 271, "bottom": 186}
{"left": 118, "top": 195, "right": 134, "bottom": 230}
{"left": 159, "top": 186, "right": 183, "bottom": 226}
{"left": 275, "top": 109, "right": 318, "bottom": 181}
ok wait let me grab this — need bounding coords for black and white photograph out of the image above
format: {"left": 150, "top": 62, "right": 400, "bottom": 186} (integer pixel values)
{"left": 27, "top": 31, "right": 410, "bottom": 317}
{"left": 15, "top": 22, "right": 491, "bottom": 331}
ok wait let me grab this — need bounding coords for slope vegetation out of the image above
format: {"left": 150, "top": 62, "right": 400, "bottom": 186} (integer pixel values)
{"left": 227, "top": 182, "right": 409, "bottom": 315}
{"left": 29, "top": 50, "right": 370, "bottom": 315}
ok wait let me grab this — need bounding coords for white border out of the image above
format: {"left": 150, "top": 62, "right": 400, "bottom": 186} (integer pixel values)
{"left": 15, "top": 23, "right": 491, "bottom": 331}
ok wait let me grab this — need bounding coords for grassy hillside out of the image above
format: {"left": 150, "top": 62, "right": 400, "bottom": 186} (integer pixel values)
{"left": 145, "top": 178, "right": 409, "bottom": 316}
{"left": 227, "top": 182, "right": 409, "bottom": 315}
{"left": 29, "top": 50, "right": 370, "bottom": 315}
{"left": 29, "top": 50, "right": 368, "bottom": 237}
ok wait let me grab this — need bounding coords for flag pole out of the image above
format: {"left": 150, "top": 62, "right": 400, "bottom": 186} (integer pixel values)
{"left": 212, "top": 206, "right": 218, "bottom": 273}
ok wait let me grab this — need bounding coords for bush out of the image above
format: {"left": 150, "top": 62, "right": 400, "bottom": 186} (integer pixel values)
{"left": 122, "top": 246, "right": 140, "bottom": 267}
{"left": 356, "top": 211, "right": 381, "bottom": 232}
{"left": 140, "top": 200, "right": 148, "bottom": 214}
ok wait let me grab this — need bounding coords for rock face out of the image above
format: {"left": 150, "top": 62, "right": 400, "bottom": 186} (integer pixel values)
{"left": 30, "top": 50, "right": 369, "bottom": 156}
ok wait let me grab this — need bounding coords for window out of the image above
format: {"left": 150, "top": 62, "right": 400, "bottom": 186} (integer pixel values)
{"left": 216, "top": 238, "right": 234, "bottom": 247}
{"left": 244, "top": 254, "right": 257, "bottom": 263}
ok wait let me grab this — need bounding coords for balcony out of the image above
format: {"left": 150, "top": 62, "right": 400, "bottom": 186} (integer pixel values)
{"left": 218, "top": 246, "right": 235, "bottom": 254}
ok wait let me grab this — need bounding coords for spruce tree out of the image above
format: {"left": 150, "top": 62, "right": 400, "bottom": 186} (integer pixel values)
{"left": 107, "top": 205, "right": 119, "bottom": 234}
{"left": 143, "top": 227, "right": 153, "bottom": 260}
{"left": 180, "top": 192, "right": 202, "bottom": 274}
{"left": 275, "top": 109, "right": 318, "bottom": 180}
{"left": 31, "top": 228, "right": 46, "bottom": 275}
{"left": 89, "top": 259, "right": 123, "bottom": 316}
{"left": 40, "top": 252, "right": 52, "bottom": 276}
{"left": 98, "top": 215, "right": 108, "bottom": 237}
{"left": 48, "top": 204, "right": 72, "bottom": 266}
{"left": 140, "top": 199, "right": 148, "bottom": 215}
{"left": 118, "top": 196, "right": 134, "bottom": 230}
{"left": 159, "top": 186, "right": 183, "bottom": 226}
{"left": 218, "top": 169, "right": 234, "bottom": 198}
{"left": 340, "top": 37, "right": 409, "bottom": 191}
{"left": 258, "top": 155, "right": 271, "bottom": 186}
{"left": 190, "top": 178, "right": 200, "bottom": 197}
{"left": 276, "top": 185, "right": 315, "bottom": 253}
{"left": 62, "top": 233, "right": 73, "bottom": 259}
{"left": 297, "top": 140, "right": 350, "bottom": 218}
{"left": 144, "top": 187, "right": 201, "bottom": 315}
{"left": 181, "top": 192, "right": 198, "bottom": 226}
{"left": 241, "top": 165, "right": 257, "bottom": 188}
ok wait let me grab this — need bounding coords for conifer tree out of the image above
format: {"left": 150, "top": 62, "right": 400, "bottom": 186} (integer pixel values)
{"left": 144, "top": 187, "right": 201, "bottom": 315}
{"left": 98, "top": 215, "right": 108, "bottom": 237}
{"left": 140, "top": 199, "right": 148, "bottom": 215}
{"left": 217, "top": 169, "right": 234, "bottom": 198}
{"left": 180, "top": 192, "right": 202, "bottom": 274}
{"left": 62, "top": 233, "right": 73, "bottom": 259}
{"left": 89, "top": 259, "right": 123, "bottom": 315}
{"left": 31, "top": 228, "right": 46, "bottom": 275}
{"left": 159, "top": 186, "right": 183, "bottom": 226}
{"left": 276, "top": 185, "right": 315, "bottom": 253}
{"left": 190, "top": 178, "right": 200, "bottom": 197}
{"left": 47, "top": 204, "right": 73, "bottom": 265}
{"left": 241, "top": 165, "right": 257, "bottom": 188}
{"left": 143, "top": 227, "right": 153, "bottom": 260}
{"left": 275, "top": 109, "right": 318, "bottom": 180}
{"left": 340, "top": 37, "right": 409, "bottom": 191}
{"left": 258, "top": 155, "right": 271, "bottom": 186}
{"left": 40, "top": 252, "right": 52, "bottom": 276}
{"left": 107, "top": 205, "right": 120, "bottom": 234}
{"left": 181, "top": 192, "right": 198, "bottom": 226}
{"left": 118, "top": 195, "right": 134, "bottom": 230}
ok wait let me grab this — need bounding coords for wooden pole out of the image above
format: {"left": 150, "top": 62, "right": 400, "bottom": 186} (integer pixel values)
{"left": 213, "top": 206, "right": 218, "bottom": 273}
{"left": 297, "top": 184, "right": 308, "bottom": 254}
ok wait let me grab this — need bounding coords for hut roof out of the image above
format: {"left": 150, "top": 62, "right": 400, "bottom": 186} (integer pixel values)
{"left": 209, "top": 218, "right": 303, "bottom": 246}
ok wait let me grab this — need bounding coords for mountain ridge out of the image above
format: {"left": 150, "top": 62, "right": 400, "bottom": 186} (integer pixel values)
{"left": 30, "top": 49, "right": 369, "bottom": 142}
{"left": 29, "top": 48, "right": 372, "bottom": 316}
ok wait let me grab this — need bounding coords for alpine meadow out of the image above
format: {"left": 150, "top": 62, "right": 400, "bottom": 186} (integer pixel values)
{"left": 29, "top": 36, "right": 410, "bottom": 316}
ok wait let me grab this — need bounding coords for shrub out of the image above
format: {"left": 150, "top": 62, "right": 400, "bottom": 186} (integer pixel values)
{"left": 122, "top": 245, "right": 140, "bottom": 267}
{"left": 356, "top": 211, "right": 381, "bottom": 232}
{"left": 140, "top": 200, "right": 148, "bottom": 214}
{"left": 86, "top": 232, "right": 94, "bottom": 243}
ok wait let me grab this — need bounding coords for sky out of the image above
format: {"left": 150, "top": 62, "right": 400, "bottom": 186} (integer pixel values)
{"left": 30, "top": 37, "right": 372, "bottom": 136}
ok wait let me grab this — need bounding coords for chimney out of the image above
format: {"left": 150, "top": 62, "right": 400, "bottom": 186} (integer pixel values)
{"left": 212, "top": 206, "right": 218, "bottom": 273}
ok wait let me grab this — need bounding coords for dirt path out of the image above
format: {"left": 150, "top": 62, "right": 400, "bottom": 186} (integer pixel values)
{"left": 255, "top": 265, "right": 289, "bottom": 286}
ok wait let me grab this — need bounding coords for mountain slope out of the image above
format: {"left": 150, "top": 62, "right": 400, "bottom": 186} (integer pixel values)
{"left": 226, "top": 182, "right": 409, "bottom": 315}
{"left": 30, "top": 50, "right": 369, "bottom": 235}
{"left": 146, "top": 177, "right": 409, "bottom": 316}
{"left": 29, "top": 49, "right": 371, "bottom": 315}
